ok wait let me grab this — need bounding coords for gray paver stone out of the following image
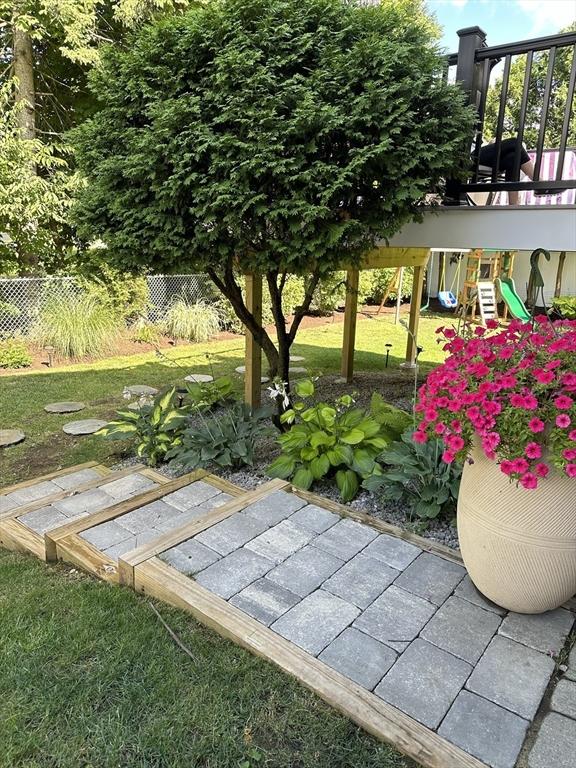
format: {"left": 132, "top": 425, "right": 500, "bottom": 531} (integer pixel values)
{"left": 154, "top": 507, "right": 208, "bottom": 533}
{"left": 0, "top": 495, "right": 18, "bottom": 514}
{"left": 439, "top": 690, "right": 529, "bottom": 768}
{"left": 271, "top": 589, "right": 359, "bottom": 655}
{"left": 420, "top": 595, "right": 501, "bottom": 664}
{"left": 195, "top": 547, "right": 274, "bottom": 599}
{"left": 163, "top": 481, "right": 221, "bottom": 511}
{"left": 266, "top": 545, "right": 344, "bottom": 597}
{"left": 230, "top": 578, "right": 300, "bottom": 626}
{"left": 550, "top": 678, "right": 576, "bottom": 720}
{"left": 102, "top": 536, "right": 138, "bottom": 559}
{"left": 567, "top": 643, "right": 576, "bottom": 681}
{"left": 454, "top": 575, "right": 507, "bottom": 616}
{"left": 80, "top": 520, "right": 133, "bottom": 550}
{"left": 203, "top": 492, "right": 233, "bottom": 509}
{"left": 118, "top": 500, "right": 181, "bottom": 533}
{"left": 100, "top": 473, "right": 157, "bottom": 500}
{"left": 319, "top": 627, "right": 397, "bottom": 690}
{"left": 160, "top": 538, "right": 221, "bottom": 574}
{"left": 52, "top": 468, "right": 101, "bottom": 491}
{"left": 353, "top": 585, "right": 436, "bottom": 651}
{"left": 7, "top": 480, "right": 61, "bottom": 504}
{"left": 394, "top": 552, "right": 465, "bottom": 606}
{"left": 44, "top": 401, "right": 85, "bottom": 413}
{"left": 498, "top": 607, "right": 575, "bottom": 655}
{"left": 313, "top": 518, "right": 378, "bottom": 561}
{"left": 362, "top": 534, "right": 421, "bottom": 570}
{"left": 466, "top": 634, "right": 555, "bottom": 720}
{"left": 62, "top": 419, "right": 107, "bottom": 435}
{"left": 196, "top": 512, "right": 268, "bottom": 556}
{"left": 288, "top": 504, "right": 339, "bottom": 534}
{"left": 375, "top": 638, "right": 472, "bottom": 729}
{"left": 17, "top": 505, "right": 69, "bottom": 534}
{"left": 528, "top": 712, "right": 576, "bottom": 768}
{"left": 323, "top": 553, "right": 399, "bottom": 609}
{"left": 245, "top": 520, "right": 314, "bottom": 563}
{"left": 243, "top": 490, "right": 306, "bottom": 526}
{"left": 52, "top": 488, "right": 114, "bottom": 516}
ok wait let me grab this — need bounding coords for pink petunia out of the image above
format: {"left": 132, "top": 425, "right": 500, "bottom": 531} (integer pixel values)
{"left": 556, "top": 414, "right": 571, "bottom": 428}
{"left": 525, "top": 442, "right": 542, "bottom": 459}
{"left": 533, "top": 370, "right": 555, "bottom": 384}
{"left": 511, "top": 458, "right": 529, "bottom": 474}
{"left": 520, "top": 472, "right": 538, "bottom": 490}
{"left": 434, "top": 423, "right": 446, "bottom": 435}
{"left": 500, "top": 460, "right": 514, "bottom": 475}
{"left": 566, "top": 464, "right": 576, "bottom": 478}
{"left": 442, "top": 450, "right": 455, "bottom": 464}
{"left": 569, "top": 430, "right": 576, "bottom": 441}
{"left": 534, "top": 463, "right": 549, "bottom": 478}
{"left": 413, "top": 431, "right": 427, "bottom": 444}
{"left": 447, "top": 435, "right": 465, "bottom": 452}
{"left": 529, "top": 418, "right": 545, "bottom": 433}
{"left": 486, "top": 319, "right": 499, "bottom": 329}
{"left": 562, "top": 448, "right": 576, "bottom": 461}
{"left": 555, "top": 395, "right": 574, "bottom": 410}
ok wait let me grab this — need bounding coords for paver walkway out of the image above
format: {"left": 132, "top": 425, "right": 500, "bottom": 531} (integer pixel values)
{"left": 1, "top": 466, "right": 575, "bottom": 768}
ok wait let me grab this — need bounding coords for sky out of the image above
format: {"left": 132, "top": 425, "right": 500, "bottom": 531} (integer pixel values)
{"left": 426, "top": 0, "right": 576, "bottom": 52}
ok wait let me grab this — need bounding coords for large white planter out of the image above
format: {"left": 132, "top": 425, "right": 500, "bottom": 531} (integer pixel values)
{"left": 457, "top": 444, "right": 576, "bottom": 614}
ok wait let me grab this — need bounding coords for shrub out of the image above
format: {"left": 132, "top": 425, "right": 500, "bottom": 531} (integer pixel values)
{"left": 0, "top": 337, "right": 32, "bottom": 368}
{"left": 0, "top": 300, "right": 21, "bottom": 321}
{"left": 552, "top": 296, "right": 576, "bottom": 320}
{"left": 77, "top": 263, "right": 150, "bottom": 322}
{"left": 361, "top": 268, "right": 415, "bottom": 304}
{"left": 31, "top": 290, "right": 120, "bottom": 358}
{"left": 168, "top": 402, "right": 272, "bottom": 470}
{"left": 217, "top": 276, "right": 306, "bottom": 333}
{"left": 184, "top": 375, "right": 237, "bottom": 411}
{"left": 267, "top": 381, "right": 412, "bottom": 501}
{"left": 130, "top": 318, "right": 161, "bottom": 344}
{"left": 98, "top": 387, "right": 187, "bottom": 466}
{"left": 363, "top": 430, "right": 462, "bottom": 521}
{"left": 163, "top": 299, "right": 221, "bottom": 342}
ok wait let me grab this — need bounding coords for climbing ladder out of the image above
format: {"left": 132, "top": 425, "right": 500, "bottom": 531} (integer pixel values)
{"left": 458, "top": 250, "right": 517, "bottom": 321}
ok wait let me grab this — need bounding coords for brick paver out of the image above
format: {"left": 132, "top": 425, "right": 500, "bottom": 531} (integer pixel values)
{"left": 394, "top": 552, "right": 465, "bottom": 606}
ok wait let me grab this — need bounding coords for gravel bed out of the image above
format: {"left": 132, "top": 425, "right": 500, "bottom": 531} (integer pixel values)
{"left": 110, "top": 370, "right": 459, "bottom": 550}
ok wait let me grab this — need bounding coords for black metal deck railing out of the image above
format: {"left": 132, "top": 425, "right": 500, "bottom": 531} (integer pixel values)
{"left": 447, "top": 27, "right": 576, "bottom": 197}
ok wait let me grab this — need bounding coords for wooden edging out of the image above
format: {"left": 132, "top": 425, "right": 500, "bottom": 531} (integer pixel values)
{"left": 0, "top": 464, "right": 144, "bottom": 523}
{"left": 44, "top": 469, "right": 210, "bottom": 561}
{"left": 54, "top": 533, "right": 118, "bottom": 583}
{"left": 117, "top": 478, "right": 289, "bottom": 588}
{"left": 288, "top": 486, "right": 464, "bottom": 567}
{"left": 134, "top": 557, "right": 487, "bottom": 768}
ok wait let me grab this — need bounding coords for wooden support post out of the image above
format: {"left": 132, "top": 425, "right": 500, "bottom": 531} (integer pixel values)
{"left": 404, "top": 265, "right": 425, "bottom": 367}
{"left": 555, "top": 251, "right": 566, "bottom": 298}
{"left": 244, "top": 273, "right": 263, "bottom": 408}
{"left": 341, "top": 268, "right": 359, "bottom": 382}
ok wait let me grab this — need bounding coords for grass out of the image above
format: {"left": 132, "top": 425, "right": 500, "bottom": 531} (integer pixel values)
{"left": 0, "top": 314, "right": 448, "bottom": 486}
{"left": 0, "top": 549, "right": 416, "bottom": 768}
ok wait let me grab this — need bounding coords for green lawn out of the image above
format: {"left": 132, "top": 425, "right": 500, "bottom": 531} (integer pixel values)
{"left": 0, "top": 314, "right": 447, "bottom": 487}
{"left": 0, "top": 549, "right": 415, "bottom": 768}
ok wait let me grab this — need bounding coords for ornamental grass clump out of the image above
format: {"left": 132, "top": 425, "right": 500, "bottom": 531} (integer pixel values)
{"left": 415, "top": 318, "right": 576, "bottom": 489}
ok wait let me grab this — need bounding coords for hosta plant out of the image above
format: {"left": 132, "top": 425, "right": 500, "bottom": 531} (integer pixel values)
{"left": 185, "top": 375, "right": 236, "bottom": 411}
{"left": 363, "top": 430, "right": 462, "bottom": 521}
{"left": 167, "top": 403, "right": 272, "bottom": 470}
{"left": 97, "top": 387, "right": 187, "bottom": 466}
{"left": 416, "top": 318, "right": 576, "bottom": 488}
{"left": 267, "top": 380, "right": 411, "bottom": 502}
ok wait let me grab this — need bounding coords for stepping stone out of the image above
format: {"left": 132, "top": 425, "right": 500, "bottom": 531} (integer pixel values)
{"left": 124, "top": 385, "right": 158, "bottom": 396}
{"left": 184, "top": 374, "right": 213, "bottom": 383}
{"left": 0, "top": 429, "right": 25, "bottom": 447}
{"left": 233, "top": 367, "right": 269, "bottom": 383}
{"left": 62, "top": 419, "right": 107, "bottom": 436}
{"left": 44, "top": 401, "right": 85, "bottom": 414}
{"left": 289, "top": 367, "right": 307, "bottom": 374}
{"left": 127, "top": 401, "right": 150, "bottom": 411}
{"left": 290, "top": 356, "right": 305, "bottom": 362}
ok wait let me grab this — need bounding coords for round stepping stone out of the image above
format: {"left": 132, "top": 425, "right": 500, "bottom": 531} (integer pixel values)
{"left": 184, "top": 374, "right": 214, "bottom": 383}
{"left": 235, "top": 365, "right": 246, "bottom": 374}
{"left": 63, "top": 419, "right": 107, "bottom": 436}
{"left": 124, "top": 385, "right": 158, "bottom": 396}
{"left": 0, "top": 429, "right": 25, "bottom": 447}
{"left": 289, "top": 367, "right": 307, "bottom": 374}
{"left": 44, "top": 401, "right": 86, "bottom": 414}
{"left": 290, "top": 356, "right": 305, "bottom": 362}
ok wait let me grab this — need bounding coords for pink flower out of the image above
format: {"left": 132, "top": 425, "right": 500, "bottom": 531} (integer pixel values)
{"left": 500, "top": 460, "right": 514, "bottom": 475}
{"left": 424, "top": 408, "right": 438, "bottom": 421}
{"left": 434, "top": 423, "right": 446, "bottom": 435}
{"left": 533, "top": 370, "right": 555, "bottom": 384}
{"left": 474, "top": 326, "right": 485, "bottom": 337}
{"left": 556, "top": 414, "right": 571, "bottom": 428}
{"left": 534, "top": 463, "right": 549, "bottom": 478}
{"left": 529, "top": 418, "right": 545, "bottom": 433}
{"left": 450, "top": 419, "right": 462, "bottom": 433}
{"left": 562, "top": 448, "right": 576, "bottom": 460}
{"left": 555, "top": 395, "right": 574, "bottom": 410}
{"left": 520, "top": 472, "right": 538, "bottom": 490}
{"left": 413, "top": 431, "right": 427, "bottom": 444}
{"left": 511, "top": 458, "right": 529, "bottom": 474}
{"left": 443, "top": 328, "right": 456, "bottom": 339}
{"left": 486, "top": 319, "right": 498, "bottom": 329}
{"left": 569, "top": 430, "right": 576, "bottom": 441}
{"left": 566, "top": 464, "right": 576, "bottom": 478}
{"left": 442, "top": 450, "right": 455, "bottom": 464}
{"left": 447, "top": 435, "right": 465, "bottom": 452}
{"left": 525, "top": 442, "right": 542, "bottom": 459}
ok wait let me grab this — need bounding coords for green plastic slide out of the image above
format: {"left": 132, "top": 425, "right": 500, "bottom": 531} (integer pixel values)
{"left": 495, "top": 277, "right": 531, "bottom": 322}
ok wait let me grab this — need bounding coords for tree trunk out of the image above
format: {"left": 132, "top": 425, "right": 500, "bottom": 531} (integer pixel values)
{"left": 13, "top": 27, "right": 35, "bottom": 141}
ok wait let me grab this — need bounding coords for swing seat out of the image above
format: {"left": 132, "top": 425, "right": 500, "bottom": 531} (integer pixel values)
{"left": 438, "top": 290, "right": 458, "bottom": 309}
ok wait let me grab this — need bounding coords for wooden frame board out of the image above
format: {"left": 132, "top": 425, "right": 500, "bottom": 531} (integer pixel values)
{"left": 133, "top": 557, "right": 487, "bottom": 768}
{"left": 46, "top": 471, "right": 248, "bottom": 579}
{"left": 0, "top": 460, "right": 104, "bottom": 496}
{"left": 0, "top": 465, "right": 167, "bottom": 560}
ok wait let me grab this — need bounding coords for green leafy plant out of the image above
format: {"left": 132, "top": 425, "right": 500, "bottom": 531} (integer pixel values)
{"left": 31, "top": 289, "right": 120, "bottom": 358}
{"left": 363, "top": 430, "right": 462, "bottom": 521}
{"left": 184, "top": 375, "right": 237, "bottom": 411}
{"left": 267, "top": 381, "right": 412, "bottom": 502}
{"left": 97, "top": 387, "right": 187, "bottom": 466}
{"left": 552, "top": 296, "right": 576, "bottom": 320}
{"left": 163, "top": 299, "right": 221, "bottom": 342}
{"left": 78, "top": 264, "right": 150, "bottom": 322}
{"left": 130, "top": 317, "right": 161, "bottom": 344}
{"left": 167, "top": 402, "right": 271, "bottom": 470}
{"left": 0, "top": 300, "right": 21, "bottom": 320}
{"left": 0, "top": 337, "right": 32, "bottom": 368}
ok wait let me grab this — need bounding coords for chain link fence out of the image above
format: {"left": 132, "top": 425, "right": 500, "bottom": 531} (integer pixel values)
{"left": 0, "top": 274, "right": 214, "bottom": 336}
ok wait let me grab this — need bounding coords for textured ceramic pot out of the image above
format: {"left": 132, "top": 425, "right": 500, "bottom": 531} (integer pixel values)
{"left": 457, "top": 443, "right": 576, "bottom": 614}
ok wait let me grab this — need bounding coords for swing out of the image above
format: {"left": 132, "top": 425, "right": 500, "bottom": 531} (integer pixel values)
{"left": 438, "top": 253, "right": 462, "bottom": 309}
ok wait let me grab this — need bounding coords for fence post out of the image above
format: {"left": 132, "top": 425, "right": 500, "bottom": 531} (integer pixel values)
{"left": 455, "top": 26, "right": 487, "bottom": 108}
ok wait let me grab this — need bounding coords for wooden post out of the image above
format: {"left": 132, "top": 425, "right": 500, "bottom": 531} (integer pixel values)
{"left": 555, "top": 251, "right": 566, "bottom": 297}
{"left": 244, "top": 273, "right": 262, "bottom": 408}
{"left": 341, "top": 268, "right": 359, "bottom": 383}
{"left": 404, "top": 265, "right": 425, "bottom": 367}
